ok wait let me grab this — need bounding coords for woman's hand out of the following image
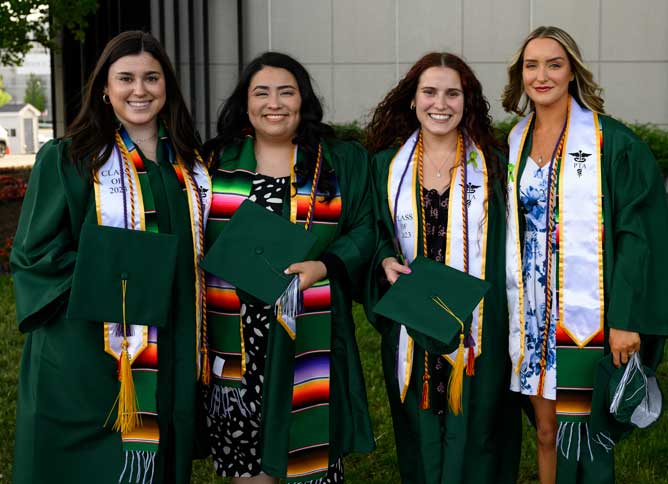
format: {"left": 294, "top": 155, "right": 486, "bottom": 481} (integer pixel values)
{"left": 381, "top": 256, "right": 411, "bottom": 285}
{"left": 609, "top": 328, "right": 641, "bottom": 367}
{"left": 285, "top": 260, "right": 327, "bottom": 291}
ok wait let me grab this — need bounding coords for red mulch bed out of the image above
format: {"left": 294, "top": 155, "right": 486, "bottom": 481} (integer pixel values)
{"left": 0, "top": 168, "right": 31, "bottom": 272}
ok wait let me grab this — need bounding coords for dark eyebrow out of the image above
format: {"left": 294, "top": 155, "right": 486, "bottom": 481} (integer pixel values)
{"left": 251, "top": 84, "right": 297, "bottom": 92}
{"left": 524, "top": 56, "right": 566, "bottom": 63}
{"left": 115, "top": 70, "right": 162, "bottom": 76}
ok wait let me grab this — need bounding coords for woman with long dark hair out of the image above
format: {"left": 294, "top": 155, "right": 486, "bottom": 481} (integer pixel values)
{"left": 502, "top": 26, "right": 668, "bottom": 484}
{"left": 202, "top": 52, "right": 375, "bottom": 483}
{"left": 365, "top": 52, "right": 520, "bottom": 484}
{"left": 11, "top": 31, "right": 211, "bottom": 484}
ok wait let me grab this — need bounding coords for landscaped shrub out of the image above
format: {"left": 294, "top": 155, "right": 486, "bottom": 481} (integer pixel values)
{"left": 0, "top": 176, "right": 27, "bottom": 201}
{"left": 0, "top": 167, "right": 31, "bottom": 274}
{"left": 628, "top": 124, "right": 668, "bottom": 175}
{"left": 330, "top": 120, "right": 668, "bottom": 176}
{"left": 0, "top": 237, "right": 12, "bottom": 273}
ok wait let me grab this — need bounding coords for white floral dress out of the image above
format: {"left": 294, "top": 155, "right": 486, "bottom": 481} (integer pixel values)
{"left": 516, "top": 157, "right": 558, "bottom": 400}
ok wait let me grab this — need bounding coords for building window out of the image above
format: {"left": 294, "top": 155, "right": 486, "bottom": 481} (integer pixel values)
{"left": 9, "top": 129, "right": 16, "bottom": 137}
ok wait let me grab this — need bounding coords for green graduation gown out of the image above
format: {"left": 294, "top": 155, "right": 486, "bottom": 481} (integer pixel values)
{"left": 206, "top": 138, "right": 376, "bottom": 477}
{"left": 11, "top": 139, "right": 203, "bottom": 484}
{"left": 366, "top": 146, "right": 521, "bottom": 484}
{"left": 511, "top": 115, "right": 668, "bottom": 484}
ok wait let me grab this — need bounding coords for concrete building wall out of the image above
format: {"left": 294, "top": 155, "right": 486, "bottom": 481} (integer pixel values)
{"left": 151, "top": 0, "right": 666, "bottom": 132}
{"left": 235, "top": 0, "right": 667, "bottom": 127}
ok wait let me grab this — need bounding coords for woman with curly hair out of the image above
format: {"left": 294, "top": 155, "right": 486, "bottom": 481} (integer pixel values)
{"left": 365, "top": 52, "right": 520, "bottom": 484}
{"left": 201, "top": 52, "right": 375, "bottom": 483}
{"left": 502, "top": 26, "right": 668, "bottom": 484}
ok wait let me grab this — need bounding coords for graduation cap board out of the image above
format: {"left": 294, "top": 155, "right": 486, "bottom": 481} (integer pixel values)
{"left": 372, "top": 255, "right": 490, "bottom": 414}
{"left": 590, "top": 353, "right": 663, "bottom": 447}
{"left": 201, "top": 199, "right": 319, "bottom": 306}
{"left": 67, "top": 222, "right": 178, "bottom": 434}
{"left": 372, "top": 255, "right": 490, "bottom": 347}
{"left": 67, "top": 223, "right": 178, "bottom": 326}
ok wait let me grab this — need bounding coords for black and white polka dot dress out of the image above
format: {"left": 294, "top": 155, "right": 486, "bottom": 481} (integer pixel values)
{"left": 207, "top": 173, "right": 344, "bottom": 482}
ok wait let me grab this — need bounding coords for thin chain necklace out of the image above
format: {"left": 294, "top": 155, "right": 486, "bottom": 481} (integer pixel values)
{"left": 422, "top": 141, "right": 457, "bottom": 178}
{"left": 131, "top": 132, "right": 157, "bottom": 143}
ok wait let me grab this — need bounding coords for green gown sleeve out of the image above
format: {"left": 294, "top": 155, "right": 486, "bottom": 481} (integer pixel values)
{"left": 370, "top": 150, "right": 398, "bottom": 264}
{"left": 10, "top": 140, "right": 90, "bottom": 332}
{"left": 323, "top": 141, "right": 375, "bottom": 297}
{"left": 361, "top": 149, "right": 398, "bottom": 331}
{"left": 604, "top": 119, "right": 668, "bottom": 336}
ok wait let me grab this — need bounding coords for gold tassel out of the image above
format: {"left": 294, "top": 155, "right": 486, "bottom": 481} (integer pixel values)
{"left": 111, "top": 279, "right": 140, "bottom": 433}
{"left": 448, "top": 334, "right": 465, "bottom": 415}
{"left": 420, "top": 351, "right": 430, "bottom": 410}
{"left": 201, "top": 348, "right": 211, "bottom": 386}
{"left": 431, "top": 295, "right": 466, "bottom": 416}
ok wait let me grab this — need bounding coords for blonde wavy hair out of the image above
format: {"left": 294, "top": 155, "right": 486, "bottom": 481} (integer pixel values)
{"left": 501, "top": 26, "right": 605, "bottom": 115}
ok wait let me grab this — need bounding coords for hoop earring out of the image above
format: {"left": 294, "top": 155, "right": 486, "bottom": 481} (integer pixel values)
{"left": 102, "top": 93, "right": 111, "bottom": 104}
{"left": 410, "top": 102, "right": 415, "bottom": 110}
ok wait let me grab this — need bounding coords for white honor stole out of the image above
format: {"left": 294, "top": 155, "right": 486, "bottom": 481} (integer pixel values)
{"left": 95, "top": 141, "right": 212, "bottom": 371}
{"left": 387, "top": 130, "right": 489, "bottom": 402}
{"left": 506, "top": 98, "right": 604, "bottom": 377}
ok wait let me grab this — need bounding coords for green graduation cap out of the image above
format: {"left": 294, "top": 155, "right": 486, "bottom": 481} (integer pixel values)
{"left": 373, "top": 255, "right": 490, "bottom": 349}
{"left": 67, "top": 223, "right": 178, "bottom": 327}
{"left": 201, "top": 199, "right": 319, "bottom": 305}
{"left": 590, "top": 353, "right": 663, "bottom": 445}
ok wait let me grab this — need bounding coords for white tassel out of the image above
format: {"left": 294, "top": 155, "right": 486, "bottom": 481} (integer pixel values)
{"left": 208, "top": 385, "right": 250, "bottom": 418}
{"left": 275, "top": 275, "right": 301, "bottom": 338}
{"left": 584, "top": 423, "right": 594, "bottom": 461}
{"left": 119, "top": 452, "right": 129, "bottom": 483}
{"left": 566, "top": 423, "right": 574, "bottom": 459}
{"left": 610, "top": 353, "right": 643, "bottom": 413}
{"left": 557, "top": 421, "right": 566, "bottom": 456}
{"left": 128, "top": 451, "right": 135, "bottom": 483}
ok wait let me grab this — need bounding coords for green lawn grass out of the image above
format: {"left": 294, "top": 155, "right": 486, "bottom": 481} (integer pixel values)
{"left": 1, "top": 275, "right": 666, "bottom": 483}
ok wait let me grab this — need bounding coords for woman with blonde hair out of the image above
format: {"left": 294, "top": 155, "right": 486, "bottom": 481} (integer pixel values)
{"left": 502, "top": 26, "right": 668, "bottom": 484}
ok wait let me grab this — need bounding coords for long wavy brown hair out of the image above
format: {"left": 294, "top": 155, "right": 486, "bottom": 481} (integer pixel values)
{"left": 366, "top": 52, "right": 503, "bottom": 192}
{"left": 67, "top": 31, "right": 199, "bottom": 177}
{"left": 501, "top": 26, "right": 605, "bottom": 115}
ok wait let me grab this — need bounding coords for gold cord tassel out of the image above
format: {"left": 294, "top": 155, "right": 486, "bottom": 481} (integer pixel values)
{"left": 112, "top": 278, "right": 140, "bottom": 433}
{"left": 420, "top": 351, "right": 431, "bottom": 410}
{"left": 432, "top": 296, "right": 466, "bottom": 416}
{"left": 448, "top": 334, "right": 466, "bottom": 415}
{"left": 201, "top": 346, "right": 211, "bottom": 386}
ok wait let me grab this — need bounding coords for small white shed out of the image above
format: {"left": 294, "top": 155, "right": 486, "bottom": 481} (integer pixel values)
{"left": 0, "top": 103, "right": 41, "bottom": 154}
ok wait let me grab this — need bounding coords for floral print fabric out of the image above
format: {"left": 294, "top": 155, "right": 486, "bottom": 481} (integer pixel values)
{"left": 517, "top": 158, "right": 557, "bottom": 400}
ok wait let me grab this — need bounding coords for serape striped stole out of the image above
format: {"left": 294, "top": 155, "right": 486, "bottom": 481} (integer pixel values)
{"left": 507, "top": 99, "right": 607, "bottom": 461}
{"left": 205, "top": 138, "right": 341, "bottom": 481}
{"left": 95, "top": 127, "right": 210, "bottom": 483}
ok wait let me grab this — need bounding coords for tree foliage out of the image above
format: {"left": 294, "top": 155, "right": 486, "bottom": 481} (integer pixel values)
{"left": 0, "top": 76, "right": 12, "bottom": 107}
{"left": 24, "top": 73, "right": 46, "bottom": 112}
{"left": 0, "top": 0, "right": 98, "bottom": 66}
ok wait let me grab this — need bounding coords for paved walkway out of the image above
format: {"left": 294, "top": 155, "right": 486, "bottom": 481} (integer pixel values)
{"left": 0, "top": 154, "right": 36, "bottom": 169}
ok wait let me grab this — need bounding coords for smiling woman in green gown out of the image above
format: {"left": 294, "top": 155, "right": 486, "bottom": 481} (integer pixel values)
{"left": 11, "top": 31, "right": 211, "bottom": 484}
{"left": 502, "top": 26, "right": 668, "bottom": 484}
{"left": 365, "top": 52, "right": 521, "bottom": 484}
